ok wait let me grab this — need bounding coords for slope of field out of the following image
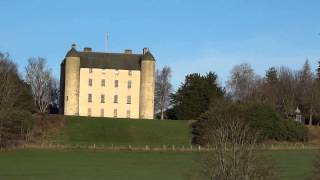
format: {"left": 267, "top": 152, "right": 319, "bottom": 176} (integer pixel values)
{"left": 0, "top": 150, "right": 317, "bottom": 180}
{"left": 53, "top": 116, "right": 192, "bottom": 146}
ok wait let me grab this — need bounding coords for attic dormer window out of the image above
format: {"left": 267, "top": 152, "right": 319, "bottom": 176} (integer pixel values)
{"left": 89, "top": 68, "right": 93, "bottom": 73}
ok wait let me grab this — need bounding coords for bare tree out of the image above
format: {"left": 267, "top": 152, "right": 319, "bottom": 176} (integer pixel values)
{"left": 25, "top": 57, "right": 52, "bottom": 113}
{"left": 155, "top": 66, "right": 172, "bottom": 120}
{"left": 189, "top": 103, "right": 274, "bottom": 180}
{"left": 276, "top": 66, "right": 299, "bottom": 117}
{"left": 227, "top": 63, "right": 260, "bottom": 102}
{"left": 299, "top": 60, "right": 316, "bottom": 125}
{"left": 0, "top": 53, "right": 18, "bottom": 109}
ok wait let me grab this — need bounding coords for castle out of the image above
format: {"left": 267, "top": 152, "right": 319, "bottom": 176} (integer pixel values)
{"left": 59, "top": 44, "right": 155, "bottom": 119}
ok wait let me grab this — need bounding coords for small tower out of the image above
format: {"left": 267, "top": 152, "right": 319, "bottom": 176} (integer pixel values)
{"left": 63, "top": 44, "right": 80, "bottom": 115}
{"left": 139, "top": 48, "right": 156, "bottom": 119}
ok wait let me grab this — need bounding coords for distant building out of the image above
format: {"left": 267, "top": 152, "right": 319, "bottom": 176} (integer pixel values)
{"left": 59, "top": 44, "right": 155, "bottom": 119}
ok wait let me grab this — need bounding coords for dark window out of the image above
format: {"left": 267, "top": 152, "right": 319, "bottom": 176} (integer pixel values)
{"left": 115, "top": 80, "right": 118, "bottom": 88}
{"left": 89, "top": 68, "right": 93, "bottom": 73}
{"left": 114, "top": 109, "right": 118, "bottom": 117}
{"left": 101, "top": 79, "right": 105, "bottom": 87}
{"left": 114, "top": 95, "right": 118, "bottom": 103}
{"left": 128, "top": 70, "right": 132, "bottom": 76}
{"left": 127, "top": 96, "right": 131, "bottom": 104}
{"left": 89, "top": 79, "right": 92, "bottom": 86}
{"left": 88, "top": 94, "right": 92, "bottom": 103}
{"left": 128, "top": 80, "right": 132, "bottom": 89}
{"left": 101, "top": 94, "right": 105, "bottom": 103}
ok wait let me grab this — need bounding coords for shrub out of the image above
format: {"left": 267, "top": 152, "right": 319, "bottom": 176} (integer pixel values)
{"left": 0, "top": 110, "right": 33, "bottom": 148}
{"left": 280, "top": 119, "right": 308, "bottom": 141}
{"left": 244, "top": 104, "right": 284, "bottom": 141}
{"left": 192, "top": 102, "right": 308, "bottom": 146}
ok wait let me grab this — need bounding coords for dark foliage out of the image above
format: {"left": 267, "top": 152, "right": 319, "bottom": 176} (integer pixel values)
{"left": 192, "top": 101, "right": 308, "bottom": 146}
{"left": 170, "top": 72, "right": 224, "bottom": 120}
{"left": 0, "top": 52, "right": 34, "bottom": 148}
{"left": 189, "top": 100, "right": 275, "bottom": 180}
{"left": 0, "top": 110, "right": 33, "bottom": 148}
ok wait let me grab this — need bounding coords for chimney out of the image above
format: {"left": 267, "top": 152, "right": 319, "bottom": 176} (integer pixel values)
{"left": 72, "top": 43, "right": 77, "bottom": 49}
{"left": 143, "top": 47, "right": 149, "bottom": 55}
{"left": 83, "top": 47, "right": 92, "bottom": 52}
{"left": 124, "top": 49, "right": 132, "bottom": 54}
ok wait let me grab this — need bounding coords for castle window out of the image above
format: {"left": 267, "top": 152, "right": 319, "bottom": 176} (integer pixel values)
{"left": 89, "top": 68, "right": 93, "bottom": 73}
{"left": 101, "top": 79, "right": 105, "bottom": 87}
{"left": 102, "top": 69, "right": 106, "bottom": 74}
{"left": 114, "top": 95, "right": 118, "bottom": 103}
{"left": 101, "top": 94, "right": 105, "bottom": 103}
{"left": 128, "top": 70, "right": 132, "bottom": 76}
{"left": 128, "top": 80, "right": 132, "bottom": 89}
{"left": 115, "top": 80, "right": 118, "bottom": 88}
{"left": 114, "top": 69, "right": 119, "bottom": 75}
{"left": 100, "top": 109, "right": 104, "bottom": 117}
{"left": 127, "top": 96, "right": 131, "bottom": 104}
{"left": 114, "top": 109, "right": 118, "bottom": 118}
{"left": 88, "top": 108, "right": 92, "bottom": 116}
{"left": 126, "top": 110, "right": 131, "bottom": 118}
{"left": 89, "top": 79, "right": 92, "bottom": 86}
{"left": 88, "top": 94, "right": 92, "bottom": 103}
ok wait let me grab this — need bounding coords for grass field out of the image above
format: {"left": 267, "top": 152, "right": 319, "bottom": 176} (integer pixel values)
{"left": 1, "top": 117, "right": 319, "bottom": 179}
{"left": 0, "top": 149, "right": 317, "bottom": 180}
{"left": 54, "top": 116, "right": 192, "bottom": 146}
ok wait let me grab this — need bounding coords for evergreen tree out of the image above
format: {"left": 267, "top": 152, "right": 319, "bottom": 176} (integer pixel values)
{"left": 170, "top": 72, "right": 224, "bottom": 120}
{"left": 265, "top": 67, "right": 278, "bottom": 85}
{"left": 0, "top": 52, "right": 34, "bottom": 148}
{"left": 299, "top": 59, "right": 315, "bottom": 125}
{"left": 300, "top": 59, "right": 313, "bottom": 84}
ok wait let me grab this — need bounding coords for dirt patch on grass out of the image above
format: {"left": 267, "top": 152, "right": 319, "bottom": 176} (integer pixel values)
{"left": 30, "top": 114, "right": 65, "bottom": 144}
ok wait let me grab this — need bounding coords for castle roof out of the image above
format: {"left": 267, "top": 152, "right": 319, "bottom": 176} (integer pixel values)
{"left": 65, "top": 45, "right": 155, "bottom": 70}
{"left": 65, "top": 47, "right": 78, "bottom": 57}
{"left": 79, "top": 52, "right": 142, "bottom": 70}
{"left": 141, "top": 51, "right": 155, "bottom": 61}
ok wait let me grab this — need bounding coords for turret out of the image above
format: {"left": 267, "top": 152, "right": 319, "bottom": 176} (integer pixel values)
{"left": 64, "top": 44, "right": 80, "bottom": 115}
{"left": 139, "top": 48, "right": 156, "bottom": 119}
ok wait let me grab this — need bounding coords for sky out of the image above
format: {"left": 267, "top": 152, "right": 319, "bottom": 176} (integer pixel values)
{"left": 1, "top": 0, "right": 320, "bottom": 89}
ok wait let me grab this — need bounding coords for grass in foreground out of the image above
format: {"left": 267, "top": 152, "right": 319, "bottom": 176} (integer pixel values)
{"left": 0, "top": 149, "right": 317, "bottom": 180}
{"left": 54, "top": 116, "right": 192, "bottom": 146}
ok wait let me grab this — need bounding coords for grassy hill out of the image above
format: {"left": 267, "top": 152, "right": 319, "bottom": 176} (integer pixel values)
{"left": 53, "top": 116, "right": 192, "bottom": 146}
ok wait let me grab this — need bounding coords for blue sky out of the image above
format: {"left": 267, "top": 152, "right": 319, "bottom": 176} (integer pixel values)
{"left": 1, "top": 0, "right": 320, "bottom": 89}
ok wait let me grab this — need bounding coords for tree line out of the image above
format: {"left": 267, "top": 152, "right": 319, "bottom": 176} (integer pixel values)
{"left": 156, "top": 59, "right": 320, "bottom": 125}
{"left": 0, "top": 52, "right": 59, "bottom": 148}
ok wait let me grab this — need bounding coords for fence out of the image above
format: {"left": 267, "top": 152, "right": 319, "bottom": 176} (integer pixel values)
{"left": 18, "top": 143, "right": 320, "bottom": 152}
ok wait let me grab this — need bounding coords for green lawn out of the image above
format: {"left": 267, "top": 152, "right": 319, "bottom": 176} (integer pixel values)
{"left": 0, "top": 150, "right": 318, "bottom": 180}
{"left": 54, "top": 116, "right": 192, "bottom": 146}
